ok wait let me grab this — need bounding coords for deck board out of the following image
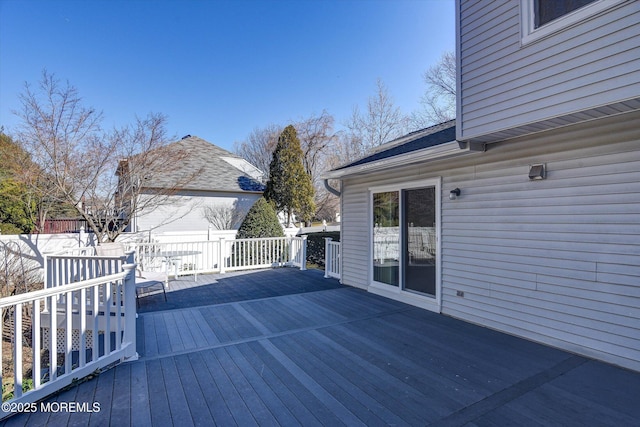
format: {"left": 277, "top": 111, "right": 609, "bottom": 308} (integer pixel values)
{"left": 234, "top": 342, "right": 324, "bottom": 427}
{"left": 304, "top": 329, "right": 430, "bottom": 425}
{"left": 185, "top": 351, "right": 236, "bottom": 426}
{"left": 161, "top": 356, "right": 195, "bottom": 426}
{"left": 243, "top": 340, "right": 343, "bottom": 426}
{"left": 109, "top": 362, "right": 131, "bottom": 426}
{"left": 258, "top": 339, "right": 365, "bottom": 426}
{"left": 162, "top": 311, "right": 186, "bottom": 353}
{"left": 129, "top": 361, "right": 152, "bottom": 427}
{"left": 318, "top": 322, "right": 472, "bottom": 413}
{"left": 173, "top": 353, "right": 215, "bottom": 427}
{"left": 200, "top": 348, "right": 257, "bottom": 427}
{"left": 224, "top": 345, "right": 297, "bottom": 426}
{"left": 4, "top": 268, "right": 640, "bottom": 426}
{"left": 282, "top": 332, "right": 412, "bottom": 426}
{"left": 145, "top": 358, "right": 173, "bottom": 426}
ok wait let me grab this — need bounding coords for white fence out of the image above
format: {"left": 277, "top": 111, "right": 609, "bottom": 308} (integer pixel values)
{"left": 324, "top": 238, "right": 341, "bottom": 280}
{"left": 0, "top": 263, "right": 137, "bottom": 420}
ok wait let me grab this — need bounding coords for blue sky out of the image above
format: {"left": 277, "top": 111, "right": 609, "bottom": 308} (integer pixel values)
{"left": 0, "top": 0, "right": 455, "bottom": 152}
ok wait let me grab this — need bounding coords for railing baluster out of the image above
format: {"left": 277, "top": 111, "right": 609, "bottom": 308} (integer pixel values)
{"left": 115, "top": 280, "right": 122, "bottom": 351}
{"left": 33, "top": 299, "right": 41, "bottom": 388}
{"left": 92, "top": 284, "right": 99, "bottom": 362}
{"left": 79, "top": 288, "right": 86, "bottom": 367}
{"left": 14, "top": 302, "right": 23, "bottom": 398}
{"left": 50, "top": 294, "right": 57, "bottom": 382}
{"left": 0, "top": 308, "right": 3, "bottom": 391}
{"left": 65, "top": 291, "right": 72, "bottom": 375}
{"left": 105, "top": 281, "right": 111, "bottom": 356}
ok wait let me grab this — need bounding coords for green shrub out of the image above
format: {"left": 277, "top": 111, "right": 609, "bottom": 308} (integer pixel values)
{"left": 302, "top": 231, "right": 340, "bottom": 268}
{"left": 236, "top": 198, "right": 284, "bottom": 239}
{"left": 232, "top": 198, "right": 284, "bottom": 267}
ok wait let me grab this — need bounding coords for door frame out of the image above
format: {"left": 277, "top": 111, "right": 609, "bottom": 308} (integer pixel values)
{"left": 368, "top": 177, "right": 442, "bottom": 313}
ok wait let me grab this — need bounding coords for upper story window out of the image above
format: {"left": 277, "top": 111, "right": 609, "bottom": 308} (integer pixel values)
{"left": 521, "top": 0, "right": 624, "bottom": 44}
{"left": 534, "top": 0, "right": 597, "bottom": 28}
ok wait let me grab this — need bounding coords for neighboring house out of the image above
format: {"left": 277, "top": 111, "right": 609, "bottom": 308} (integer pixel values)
{"left": 324, "top": 0, "right": 640, "bottom": 372}
{"left": 122, "top": 135, "right": 264, "bottom": 233}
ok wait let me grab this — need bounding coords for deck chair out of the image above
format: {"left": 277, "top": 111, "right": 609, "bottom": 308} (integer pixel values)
{"left": 95, "top": 243, "right": 168, "bottom": 307}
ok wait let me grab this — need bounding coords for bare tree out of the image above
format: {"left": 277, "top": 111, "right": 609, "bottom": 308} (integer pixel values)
{"left": 295, "top": 110, "right": 336, "bottom": 185}
{"left": 412, "top": 51, "right": 457, "bottom": 128}
{"left": 202, "top": 202, "right": 248, "bottom": 230}
{"left": 342, "top": 78, "right": 409, "bottom": 160}
{"left": 15, "top": 71, "right": 105, "bottom": 232}
{"left": 14, "top": 71, "right": 195, "bottom": 242}
{"left": 233, "top": 124, "right": 282, "bottom": 177}
{"left": 295, "top": 110, "right": 340, "bottom": 222}
{"left": 330, "top": 78, "right": 410, "bottom": 169}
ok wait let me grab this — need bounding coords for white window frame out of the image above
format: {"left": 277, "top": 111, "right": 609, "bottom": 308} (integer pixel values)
{"left": 520, "top": 0, "right": 625, "bottom": 45}
{"left": 368, "top": 178, "right": 442, "bottom": 313}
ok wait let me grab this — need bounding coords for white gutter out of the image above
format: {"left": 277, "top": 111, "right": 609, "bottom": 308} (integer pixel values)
{"left": 322, "top": 140, "right": 477, "bottom": 180}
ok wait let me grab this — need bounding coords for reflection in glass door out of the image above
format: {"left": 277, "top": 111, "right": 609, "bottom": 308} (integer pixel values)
{"left": 372, "top": 191, "right": 399, "bottom": 286}
{"left": 403, "top": 187, "right": 436, "bottom": 296}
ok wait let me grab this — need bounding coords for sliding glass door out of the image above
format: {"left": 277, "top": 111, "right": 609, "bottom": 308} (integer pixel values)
{"left": 372, "top": 191, "right": 400, "bottom": 286}
{"left": 403, "top": 187, "right": 436, "bottom": 296}
{"left": 371, "top": 181, "right": 439, "bottom": 300}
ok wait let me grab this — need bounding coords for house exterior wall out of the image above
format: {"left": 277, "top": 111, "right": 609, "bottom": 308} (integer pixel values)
{"left": 339, "top": 111, "right": 640, "bottom": 371}
{"left": 133, "top": 190, "right": 261, "bottom": 234}
{"left": 456, "top": 0, "right": 640, "bottom": 142}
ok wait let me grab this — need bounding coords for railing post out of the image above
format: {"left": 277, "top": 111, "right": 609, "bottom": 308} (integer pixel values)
{"left": 122, "top": 261, "right": 138, "bottom": 361}
{"left": 288, "top": 236, "right": 294, "bottom": 266}
{"left": 324, "top": 237, "right": 332, "bottom": 278}
{"left": 219, "top": 237, "right": 226, "bottom": 274}
{"left": 300, "top": 235, "right": 307, "bottom": 271}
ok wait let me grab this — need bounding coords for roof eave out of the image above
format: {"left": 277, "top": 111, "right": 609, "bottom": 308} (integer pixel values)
{"left": 323, "top": 140, "right": 476, "bottom": 180}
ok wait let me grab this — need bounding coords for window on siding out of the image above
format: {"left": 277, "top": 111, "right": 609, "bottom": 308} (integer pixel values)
{"left": 534, "top": 0, "right": 597, "bottom": 28}
{"left": 521, "top": 0, "right": 624, "bottom": 44}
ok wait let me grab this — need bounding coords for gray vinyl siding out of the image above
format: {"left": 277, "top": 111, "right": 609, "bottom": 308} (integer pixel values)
{"left": 339, "top": 184, "right": 369, "bottom": 289}
{"left": 340, "top": 111, "right": 640, "bottom": 371}
{"left": 457, "top": 0, "right": 640, "bottom": 141}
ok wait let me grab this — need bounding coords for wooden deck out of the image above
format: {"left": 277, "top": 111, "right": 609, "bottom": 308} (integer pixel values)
{"left": 3, "top": 268, "right": 640, "bottom": 426}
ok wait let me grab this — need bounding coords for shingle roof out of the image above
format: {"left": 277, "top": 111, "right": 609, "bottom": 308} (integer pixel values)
{"left": 334, "top": 120, "right": 456, "bottom": 171}
{"left": 143, "top": 136, "right": 265, "bottom": 193}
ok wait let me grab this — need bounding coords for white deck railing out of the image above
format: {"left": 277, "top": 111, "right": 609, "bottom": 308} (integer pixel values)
{"left": 45, "top": 247, "right": 124, "bottom": 288}
{"left": 324, "top": 238, "right": 341, "bottom": 279}
{"left": 128, "top": 236, "right": 307, "bottom": 277}
{"left": 0, "top": 262, "right": 137, "bottom": 419}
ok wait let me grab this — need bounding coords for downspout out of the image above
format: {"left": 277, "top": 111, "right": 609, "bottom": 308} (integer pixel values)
{"left": 323, "top": 178, "right": 341, "bottom": 197}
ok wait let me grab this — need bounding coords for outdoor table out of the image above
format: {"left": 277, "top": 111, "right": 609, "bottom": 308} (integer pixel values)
{"left": 158, "top": 250, "right": 201, "bottom": 279}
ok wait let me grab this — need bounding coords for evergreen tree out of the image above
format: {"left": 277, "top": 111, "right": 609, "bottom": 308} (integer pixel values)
{"left": 236, "top": 198, "right": 284, "bottom": 239}
{"left": 264, "top": 125, "right": 315, "bottom": 225}
{"left": 0, "top": 133, "right": 35, "bottom": 233}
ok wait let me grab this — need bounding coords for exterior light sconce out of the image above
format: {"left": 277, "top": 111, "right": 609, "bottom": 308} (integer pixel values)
{"left": 449, "top": 188, "right": 461, "bottom": 200}
{"left": 529, "top": 164, "right": 546, "bottom": 180}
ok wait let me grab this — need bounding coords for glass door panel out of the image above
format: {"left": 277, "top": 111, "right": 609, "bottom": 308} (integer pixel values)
{"left": 403, "top": 187, "right": 436, "bottom": 296}
{"left": 372, "top": 191, "right": 399, "bottom": 286}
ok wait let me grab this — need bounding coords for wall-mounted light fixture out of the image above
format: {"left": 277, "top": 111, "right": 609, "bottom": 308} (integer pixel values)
{"left": 529, "top": 164, "right": 546, "bottom": 180}
{"left": 449, "top": 188, "right": 461, "bottom": 200}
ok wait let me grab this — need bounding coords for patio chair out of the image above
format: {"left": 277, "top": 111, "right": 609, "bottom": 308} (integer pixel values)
{"left": 95, "top": 243, "right": 168, "bottom": 307}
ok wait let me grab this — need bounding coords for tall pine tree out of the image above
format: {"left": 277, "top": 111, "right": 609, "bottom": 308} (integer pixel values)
{"left": 264, "top": 125, "right": 315, "bottom": 225}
